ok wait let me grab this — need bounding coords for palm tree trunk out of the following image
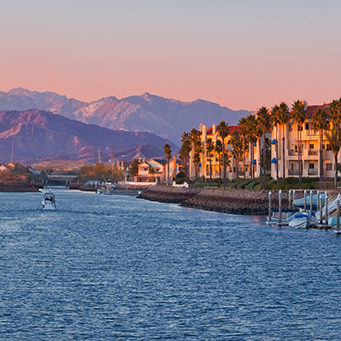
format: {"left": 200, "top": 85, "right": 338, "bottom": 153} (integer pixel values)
{"left": 167, "top": 161, "right": 170, "bottom": 185}
{"left": 251, "top": 142, "right": 255, "bottom": 179}
{"left": 209, "top": 158, "right": 212, "bottom": 182}
{"left": 243, "top": 137, "right": 246, "bottom": 179}
{"left": 334, "top": 153, "right": 338, "bottom": 190}
{"left": 219, "top": 155, "right": 221, "bottom": 183}
{"left": 299, "top": 130, "right": 303, "bottom": 187}
{"left": 319, "top": 130, "right": 323, "bottom": 182}
{"left": 276, "top": 125, "right": 279, "bottom": 180}
{"left": 282, "top": 124, "right": 286, "bottom": 179}
{"left": 263, "top": 133, "right": 266, "bottom": 189}
{"left": 222, "top": 142, "right": 226, "bottom": 188}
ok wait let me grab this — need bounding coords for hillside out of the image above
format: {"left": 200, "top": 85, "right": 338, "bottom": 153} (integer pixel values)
{"left": 0, "top": 110, "right": 176, "bottom": 163}
{"left": 0, "top": 88, "right": 250, "bottom": 143}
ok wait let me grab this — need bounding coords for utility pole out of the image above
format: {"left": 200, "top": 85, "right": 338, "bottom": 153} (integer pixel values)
{"left": 97, "top": 148, "right": 101, "bottom": 163}
{"left": 11, "top": 141, "right": 14, "bottom": 163}
{"left": 111, "top": 145, "right": 114, "bottom": 176}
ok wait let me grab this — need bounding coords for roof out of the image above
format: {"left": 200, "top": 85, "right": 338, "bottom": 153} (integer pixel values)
{"left": 298, "top": 104, "right": 330, "bottom": 120}
{"left": 148, "top": 158, "right": 167, "bottom": 166}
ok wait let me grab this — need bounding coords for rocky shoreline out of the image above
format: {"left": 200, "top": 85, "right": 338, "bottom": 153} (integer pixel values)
{"left": 140, "top": 186, "right": 289, "bottom": 216}
{"left": 0, "top": 182, "right": 40, "bottom": 192}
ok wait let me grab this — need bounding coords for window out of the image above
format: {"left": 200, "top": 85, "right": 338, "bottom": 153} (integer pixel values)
{"left": 326, "top": 163, "right": 332, "bottom": 171}
{"left": 297, "top": 125, "right": 303, "bottom": 132}
{"left": 309, "top": 144, "right": 314, "bottom": 149}
{"left": 309, "top": 163, "right": 315, "bottom": 169}
{"left": 326, "top": 144, "right": 332, "bottom": 151}
{"left": 305, "top": 123, "right": 310, "bottom": 130}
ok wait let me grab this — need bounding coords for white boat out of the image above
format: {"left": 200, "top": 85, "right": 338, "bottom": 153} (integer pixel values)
{"left": 42, "top": 192, "right": 56, "bottom": 210}
{"left": 288, "top": 212, "right": 317, "bottom": 229}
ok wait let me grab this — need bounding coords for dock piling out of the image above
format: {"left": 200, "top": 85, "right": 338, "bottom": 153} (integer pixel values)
{"left": 268, "top": 191, "right": 272, "bottom": 221}
{"left": 337, "top": 196, "right": 340, "bottom": 232}
{"left": 325, "top": 191, "right": 329, "bottom": 225}
{"left": 278, "top": 190, "right": 282, "bottom": 225}
{"left": 309, "top": 190, "right": 313, "bottom": 217}
{"left": 304, "top": 190, "right": 307, "bottom": 212}
{"left": 319, "top": 194, "right": 323, "bottom": 224}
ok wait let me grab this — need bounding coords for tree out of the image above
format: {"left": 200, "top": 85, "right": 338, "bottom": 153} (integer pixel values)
{"left": 129, "top": 159, "right": 139, "bottom": 177}
{"left": 205, "top": 138, "right": 214, "bottom": 182}
{"left": 215, "top": 140, "right": 223, "bottom": 182}
{"left": 312, "top": 107, "right": 329, "bottom": 181}
{"left": 271, "top": 104, "right": 280, "bottom": 180}
{"left": 291, "top": 100, "right": 306, "bottom": 186}
{"left": 179, "top": 132, "right": 191, "bottom": 177}
{"left": 193, "top": 140, "right": 203, "bottom": 179}
{"left": 230, "top": 131, "right": 243, "bottom": 179}
{"left": 217, "top": 120, "right": 229, "bottom": 188}
{"left": 238, "top": 117, "right": 249, "bottom": 179}
{"left": 326, "top": 128, "right": 341, "bottom": 189}
{"left": 163, "top": 143, "right": 172, "bottom": 185}
{"left": 257, "top": 106, "right": 271, "bottom": 189}
{"left": 277, "top": 102, "right": 290, "bottom": 179}
{"left": 330, "top": 98, "right": 341, "bottom": 128}
{"left": 245, "top": 114, "right": 258, "bottom": 179}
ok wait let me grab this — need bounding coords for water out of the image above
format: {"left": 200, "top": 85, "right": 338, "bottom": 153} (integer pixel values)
{"left": 1, "top": 190, "right": 341, "bottom": 340}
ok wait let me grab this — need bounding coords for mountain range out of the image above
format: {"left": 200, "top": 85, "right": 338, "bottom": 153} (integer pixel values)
{"left": 0, "top": 88, "right": 250, "bottom": 144}
{"left": 0, "top": 110, "right": 177, "bottom": 164}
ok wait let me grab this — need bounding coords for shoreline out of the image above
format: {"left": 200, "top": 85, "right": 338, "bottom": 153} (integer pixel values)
{"left": 140, "top": 186, "right": 289, "bottom": 216}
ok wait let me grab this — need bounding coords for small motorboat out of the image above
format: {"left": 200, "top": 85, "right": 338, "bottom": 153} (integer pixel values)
{"left": 42, "top": 192, "right": 56, "bottom": 210}
{"left": 288, "top": 212, "right": 316, "bottom": 229}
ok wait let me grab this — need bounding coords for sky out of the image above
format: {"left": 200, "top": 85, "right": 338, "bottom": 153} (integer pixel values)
{"left": 0, "top": 0, "right": 340, "bottom": 110}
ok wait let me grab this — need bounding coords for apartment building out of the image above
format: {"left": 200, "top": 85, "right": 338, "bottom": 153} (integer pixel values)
{"left": 270, "top": 104, "right": 334, "bottom": 179}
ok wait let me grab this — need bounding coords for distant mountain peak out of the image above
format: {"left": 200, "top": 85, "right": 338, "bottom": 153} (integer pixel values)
{"left": 0, "top": 88, "right": 251, "bottom": 144}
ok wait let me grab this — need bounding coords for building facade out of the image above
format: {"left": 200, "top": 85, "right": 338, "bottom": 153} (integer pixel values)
{"left": 188, "top": 123, "right": 270, "bottom": 181}
{"left": 270, "top": 104, "right": 335, "bottom": 180}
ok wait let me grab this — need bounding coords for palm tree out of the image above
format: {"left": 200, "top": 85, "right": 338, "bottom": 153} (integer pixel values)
{"left": 245, "top": 114, "right": 258, "bottom": 178}
{"left": 205, "top": 138, "right": 214, "bottom": 182}
{"left": 326, "top": 128, "right": 341, "bottom": 189}
{"left": 257, "top": 106, "right": 271, "bottom": 188}
{"left": 215, "top": 140, "right": 223, "bottom": 183}
{"left": 312, "top": 107, "right": 329, "bottom": 182}
{"left": 291, "top": 100, "right": 306, "bottom": 185}
{"left": 193, "top": 140, "right": 203, "bottom": 179}
{"left": 330, "top": 98, "right": 341, "bottom": 128}
{"left": 238, "top": 117, "right": 248, "bottom": 179}
{"left": 190, "top": 129, "right": 201, "bottom": 180}
{"left": 271, "top": 104, "right": 280, "bottom": 180}
{"left": 163, "top": 143, "right": 172, "bottom": 185}
{"left": 217, "top": 120, "right": 229, "bottom": 188}
{"left": 277, "top": 102, "right": 290, "bottom": 179}
{"left": 230, "top": 131, "right": 243, "bottom": 179}
{"left": 179, "top": 132, "right": 191, "bottom": 177}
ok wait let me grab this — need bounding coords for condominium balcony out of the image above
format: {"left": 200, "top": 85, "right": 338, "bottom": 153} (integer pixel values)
{"left": 288, "top": 169, "right": 300, "bottom": 176}
{"left": 308, "top": 169, "right": 318, "bottom": 175}
{"left": 308, "top": 149, "right": 318, "bottom": 156}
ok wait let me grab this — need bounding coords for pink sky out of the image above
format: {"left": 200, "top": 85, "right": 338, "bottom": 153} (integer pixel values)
{"left": 1, "top": 0, "right": 340, "bottom": 111}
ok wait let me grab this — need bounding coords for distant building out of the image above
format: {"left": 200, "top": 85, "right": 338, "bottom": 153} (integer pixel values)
{"left": 137, "top": 157, "right": 182, "bottom": 183}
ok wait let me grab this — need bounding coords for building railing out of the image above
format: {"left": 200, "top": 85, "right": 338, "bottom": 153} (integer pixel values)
{"left": 308, "top": 150, "right": 318, "bottom": 155}
{"left": 308, "top": 169, "right": 318, "bottom": 175}
{"left": 288, "top": 169, "right": 300, "bottom": 175}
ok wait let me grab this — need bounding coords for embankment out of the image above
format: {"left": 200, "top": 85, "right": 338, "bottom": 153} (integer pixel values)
{"left": 0, "top": 182, "right": 40, "bottom": 192}
{"left": 140, "top": 186, "right": 289, "bottom": 215}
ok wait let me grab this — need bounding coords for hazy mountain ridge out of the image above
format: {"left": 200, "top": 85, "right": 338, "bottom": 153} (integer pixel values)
{"left": 0, "top": 88, "right": 250, "bottom": 143}
{"left": 0, "top": 109, "right": 176, "bottom": 163}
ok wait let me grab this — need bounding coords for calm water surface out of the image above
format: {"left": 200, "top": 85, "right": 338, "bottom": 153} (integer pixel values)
{"left": 0, "top": 190, "right": 341, "bottom": 340}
